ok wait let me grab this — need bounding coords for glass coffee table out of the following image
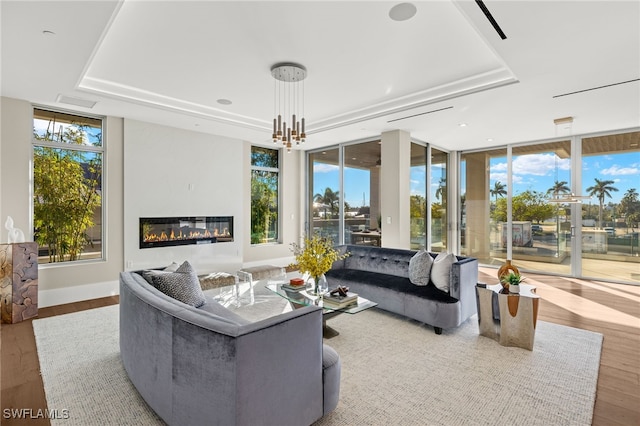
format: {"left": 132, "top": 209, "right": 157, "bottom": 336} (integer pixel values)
{"left": 266, "top": 282, "right": 377, "bottom": 338}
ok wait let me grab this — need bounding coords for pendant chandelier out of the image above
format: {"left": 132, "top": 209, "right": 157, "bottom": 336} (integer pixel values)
{"left": 547, "top": 193, "right": 591, "bottom": 204}
{"left": 271, "top": 63, "right": 306, "bottom": 152}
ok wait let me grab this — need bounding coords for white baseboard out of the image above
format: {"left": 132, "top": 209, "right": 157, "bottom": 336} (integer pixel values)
{"left": 38, "top": 280, "right": 119, "bottom": 308}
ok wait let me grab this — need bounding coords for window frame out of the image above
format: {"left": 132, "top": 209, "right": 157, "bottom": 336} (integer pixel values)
{"left": 250, "top": 145, "right": 282, "bottom": 245}
{"left": 31, "top": 106, "right": 106, "bottom": 265}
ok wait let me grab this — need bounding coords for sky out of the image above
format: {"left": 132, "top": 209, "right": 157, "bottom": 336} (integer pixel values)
{"left": 313, "top": 150, "right": 639, "bottom": 208}
{"left": 483, "top": 152, "right": 639, "bottom": 205}
{"left": 33, "top": 118, "right": 102, "bottom": 146}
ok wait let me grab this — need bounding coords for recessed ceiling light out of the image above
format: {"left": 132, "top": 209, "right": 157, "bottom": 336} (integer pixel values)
{"left": 42, "top": 30, "right": 56, "bottom": 36}
{"left": 351, "top": 157, "right": 357, "bottom": 160}
{"left": 487, "top": 138, "right": 494, "bottom": 142}
{"left": 459, "top": 123, "right": 468, "bottom": 127}
{"left": 217, "top": 99, "right": 232, "bottom": 105}
{"left": 389, "top": 3, "right": 417, "bottom": 21}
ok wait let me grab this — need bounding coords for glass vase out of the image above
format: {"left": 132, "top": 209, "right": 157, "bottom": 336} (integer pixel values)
{"left": 311, "top": 274, "right": 328, "bottom": 295}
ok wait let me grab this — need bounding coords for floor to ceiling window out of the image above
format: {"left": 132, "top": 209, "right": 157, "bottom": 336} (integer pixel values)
{"left": 506, "top": 141, "right": 572, "bottom": 275}
{"left": 460, "top": 130, "right": 639, "bottom": 284}
{"left": 580, "top": 131, "right": 639, "bottom": 283}
{"left": 430, "top": 148, "right": 448, "bottom": 253}
{"left": 461, "top": 141, "right": 573, "bottom": 275}
{"left": 309, "top": 139, "right": 448, "bottom": 250}
{"left": 410, "top": 143, "right": 427, "bottom": 250}
{"left": 309, "top": 148, "right": 340, "bottom": 244}
{"left": 460, "top": 147, "right": 506, "bottom": 263}
{"left": 343, "top": 141, "right": 381, "bottom": 245}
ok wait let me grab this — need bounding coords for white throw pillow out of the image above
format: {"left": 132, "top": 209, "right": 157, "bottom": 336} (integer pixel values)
{"left": 430, "top": 252, "right": 456, "bottom": 292}
{"left": 408, "top": 249, "right": 433, "bottom": 286}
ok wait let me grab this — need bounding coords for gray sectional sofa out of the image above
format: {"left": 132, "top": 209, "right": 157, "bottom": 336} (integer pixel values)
{"left": 119, "top": 270, "right": 341, "bottom": 426}
{"left": 326, "top": 245, "right": 479, "bottom": 334}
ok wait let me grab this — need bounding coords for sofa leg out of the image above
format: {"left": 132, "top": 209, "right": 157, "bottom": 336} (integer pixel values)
{"left": 434, "top": 327, "right": 443, "bottom": 335}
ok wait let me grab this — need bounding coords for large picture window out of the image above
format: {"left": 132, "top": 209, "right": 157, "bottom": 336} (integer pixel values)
{"left": 32, "top": 108, "right": 104, "bottom": 264}
{"left": 460, "top": 131, "right": 639, "bottom": 285}
{"left": 251, "top": 146, "right": 280, "bottom": 244}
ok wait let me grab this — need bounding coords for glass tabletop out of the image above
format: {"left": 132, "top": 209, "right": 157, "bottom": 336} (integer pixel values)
{"left": 266, "top": 282, "right": 377, "bottom": 314}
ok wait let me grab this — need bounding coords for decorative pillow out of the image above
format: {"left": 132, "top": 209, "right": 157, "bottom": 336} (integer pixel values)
{"left": 408, "top": 249, "right": 433, "bottom": 286}
{"left": 147, "top": 261, "right": 206, "bottom": 308}
{"left": 141, "top": 262, "right": 180, "bottom": 284}
{"left": 164, "top": 262, "right": 180, "bottom": 272}
{"left": 430, "top": 252, "right": 456, "bottom": 292}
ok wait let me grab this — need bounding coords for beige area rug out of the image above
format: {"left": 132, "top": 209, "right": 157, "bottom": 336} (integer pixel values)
{"left": 33, "top": 303, "right": 602, "bottom": 426}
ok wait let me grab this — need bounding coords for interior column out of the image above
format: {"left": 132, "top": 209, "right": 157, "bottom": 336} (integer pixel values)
{"left": 380, "top": 130, "right": 411, "bottom": 249}
{"left": 464, "top": 152, "right": 490, "bottom": 259}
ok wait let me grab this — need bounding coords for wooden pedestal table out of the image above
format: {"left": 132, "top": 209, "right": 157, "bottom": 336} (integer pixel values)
{"left": 476, "top": 283, "right": 540, "bottom": 351}
{"left": 0, "top": 242, "right": 39, "bottom": 323}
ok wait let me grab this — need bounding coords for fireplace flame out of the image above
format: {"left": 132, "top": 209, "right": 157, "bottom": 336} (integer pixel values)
{"left": 143, "top": 227, "right": 230, "bottom": 243}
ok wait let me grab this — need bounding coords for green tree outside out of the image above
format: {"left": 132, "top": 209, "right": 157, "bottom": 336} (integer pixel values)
{"left": 33, "top": 124, "right": 102, "bottom": 262}
{"left": 490, "top": 181, "right": 507, "bottom": 204}
{"left": 493, "top": 190, "right": 555, "bottom": 223}
{"left": 410, "top": 194, "right": 426, "bottom": 241}
{"left": 314, "top": 187, "right": 340, "bottom": 219}
{"left": 586, "top": 178, "right": 619, "bottom": 229}
{"left": 619, "top": 188, "right": 639, "bottom": 230}
{"left": 250, "top": 170, "right": 278, "bottom": 244}
{"left": 250, "top": 146, "right": 279, "bottom": 245}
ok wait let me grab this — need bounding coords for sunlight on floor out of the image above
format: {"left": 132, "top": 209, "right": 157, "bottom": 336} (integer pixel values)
{"left": 479, "top": 267, "right": 640, "bottom": 329}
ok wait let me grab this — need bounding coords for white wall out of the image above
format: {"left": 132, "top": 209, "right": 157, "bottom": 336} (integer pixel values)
{"left": 123, "top": 119, "right": 244, "bottom": 273}
{"left": 0, "top": 97, "right": 125, "bottom": 307}
{"left": 0, "top": 97, "right": 31, "bottom": 238}
{"left": 0, "top": 98, "right": 304, "bottom": 306}
{"left": 123, "top": 119, "right": 303, "bottom": 273}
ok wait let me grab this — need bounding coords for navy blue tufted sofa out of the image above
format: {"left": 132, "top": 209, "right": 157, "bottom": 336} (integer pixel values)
{"left": 326, "top": 245, "right": 478, "bottom": 334}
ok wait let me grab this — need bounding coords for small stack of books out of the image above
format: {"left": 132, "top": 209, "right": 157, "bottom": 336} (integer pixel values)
{"left": 323, "top": 291, "right": 358, "bottom": 309}
{"left": 282, "top": 277, "right": 306, "bottom": 291}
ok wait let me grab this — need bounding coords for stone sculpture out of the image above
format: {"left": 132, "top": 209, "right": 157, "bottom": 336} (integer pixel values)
{"left": 5, "top": 216, "right": 25, "bottom": 243}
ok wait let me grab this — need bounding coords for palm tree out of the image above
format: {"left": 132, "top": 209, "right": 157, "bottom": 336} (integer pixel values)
{"left": 586, "top": 178, "right": 618, "bottom": 228}
{"left": 547, "top": 180, "right": 571, "bottom": 223}
{"left": 313, "top": 187, "right": 340, "bottom": 218}
{"left": 620, "top": 188, "right": 639, "bottom": 231}
{"left": 547, "top": 180, "right": 571, "bottom": 197}
{"left": 490, "top": 181, "right": 507, "bottom": 205}
{"left": 546, "top": 180, "right": 571, "bottom": 228}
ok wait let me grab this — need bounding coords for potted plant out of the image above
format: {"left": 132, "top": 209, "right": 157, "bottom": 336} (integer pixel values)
{"left": 500, "top": 271, "right": 526, "bottom": 294}
{"left": 290, "top": 234, "right": 350, "bottom": 294}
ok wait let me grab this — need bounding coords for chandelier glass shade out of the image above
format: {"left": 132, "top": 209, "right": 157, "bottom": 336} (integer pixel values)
{"left": 547, "top": 116, "right": 590, "bottom": 204}
{"left": 547, "top": 193, "right": 591, "bottom": 204}
{"left": 271, "top": 63, "right": 306, "bottom": 152}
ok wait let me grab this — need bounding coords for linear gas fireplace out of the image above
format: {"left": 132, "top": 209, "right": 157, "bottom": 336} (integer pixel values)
{"left": 140, "top": 216, "right": 233, "bottom": 249}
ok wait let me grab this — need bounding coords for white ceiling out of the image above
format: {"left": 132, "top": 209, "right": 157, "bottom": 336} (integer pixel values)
{"left": 2, "top": 1, "right": 639, "bottom": 152}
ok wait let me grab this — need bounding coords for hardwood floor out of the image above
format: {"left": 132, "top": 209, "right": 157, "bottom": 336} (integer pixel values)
{"left": 1, "top": 273, "right": 638, "bottom": 425}
{"left": 1, "top": 296, "right": 119, "bottom": 425}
